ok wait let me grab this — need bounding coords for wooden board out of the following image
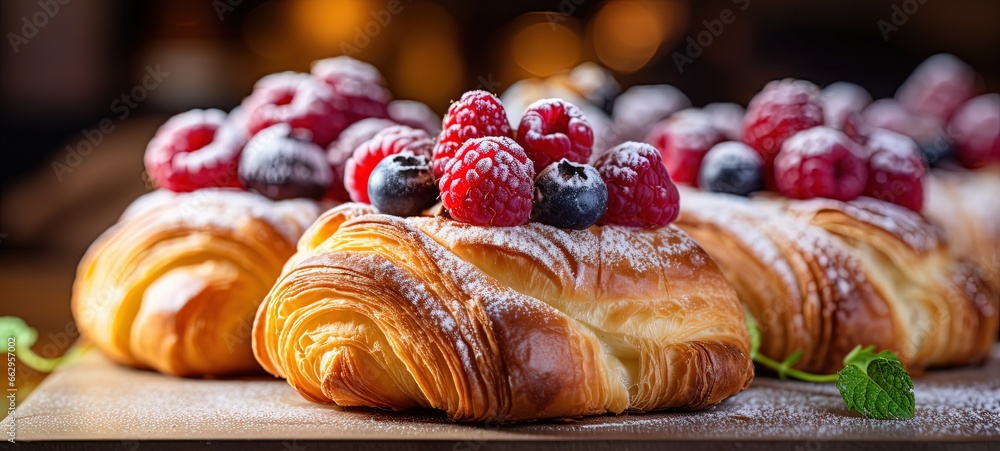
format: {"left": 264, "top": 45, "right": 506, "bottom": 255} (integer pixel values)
{"left": 4, "top": 345, "right": 999, "bottom": 446}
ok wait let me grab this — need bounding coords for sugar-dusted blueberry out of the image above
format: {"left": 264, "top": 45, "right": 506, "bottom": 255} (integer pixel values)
{"left": 699, "top": 142, "right": 765, "bottom": 197}
{"left": 238, "top": 123, "right": 332, "bottom": 200}
{"left": 533, "top": 159, "right": 608, "bottom": 230}
{"left": 367, "top": 153, "right": 438, "bottom": 217}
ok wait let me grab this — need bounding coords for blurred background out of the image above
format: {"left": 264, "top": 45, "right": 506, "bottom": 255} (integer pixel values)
{"left": 1, "top": 0, "right": 998, "bottom": 403}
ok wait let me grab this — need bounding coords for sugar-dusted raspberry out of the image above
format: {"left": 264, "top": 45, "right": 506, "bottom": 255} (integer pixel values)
{"left": 432, "top": 90, "right": 513, "bottom": 178}
{"left": 775, "top": 127, "right": 868, "bottom": 202}
{"left": 646, "top": 112, "right": 724, "bottom": 187}
{"left": 949, "top": 93, "right": 1000, "bottom": 169}
{"left": 742, "top": 79, "right": 825, "bottom": 188}
{"left": 594, "top": 141, "right": 680, "bottom": 228}
{"left": 243, "top": 72, "right": 347, "bottom": 148}
{"left": 516, "top": 98, "right": 595, "bottom": 174}
{"left": 612, "top": 84, "right": 692, "bottom": 141}
{"left": 311, "top": 56, "right": 391, "bottom": 124}
{"left": 325, "top": 118, "right": 398, "bottom": 201}
{"left": 703, "top": 102, "right": 745, "bottom": 141}
{"left": 863, "top": 129, "right": 926, "bottom": 212}
{"left": 896, "top": 53, "right": 979, "bottom": 121}
{"left": 144, "top": 109, "right": 244, "bottom": 192}
{"left": 344, "top": 125, "right": 433, "bottom": 203}
{"left": 438, "top": 136, "right": 534, "bottom": 226}
{"left": 388, "top": 100, "right": 441, "bottom": 134}
{"left": 862, "top": 99, "right": 955, "bottom": 167}
{"left": 821, "top": 82, "right": 872, "bottom": 129}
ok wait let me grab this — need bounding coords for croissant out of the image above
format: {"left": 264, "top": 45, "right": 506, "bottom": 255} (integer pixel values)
{"left": 252, "top": 203, "right": 754, "bottom": 422}
{"left": 676, "top": 189, "right": 998, "bottom": 374}
{"left": 72, "top": 189, "right": 319, "bottom": 376}
{"left": 924, "top": 167, "right": 1000, "bottom": 297}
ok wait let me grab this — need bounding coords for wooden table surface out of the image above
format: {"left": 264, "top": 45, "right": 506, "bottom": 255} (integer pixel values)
{"left": 4, "top": 344, "right": 999, "bottom": 449}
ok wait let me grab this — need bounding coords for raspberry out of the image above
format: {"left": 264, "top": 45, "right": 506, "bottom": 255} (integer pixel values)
{"left": 344, "top": 125, "right": 433, "bottom": 203}
{"left": 438, "top": 136, "right": 534, "bottom": 226}
{"left": 646, "top": 112, "right": 723, "bottom": 187}
{"left": 311, "top": 56, "right": 391, "bottom": 124}
{"left": 516, "top": 99, "right": 594, "bottom": 174}
{"left": 896, "top": 53, "right": 978, "bottom": 121}
{"left": 863, "top": 129, "right": 926, "bottom": 212}
{"left": 325, "top": 118, "right": 397, "bottom": 201}
{"left": 742, "top": 79, "right": 825, "bottom": 188}
{"left": 594, "top": 141, "right": 680, "bottom": 228}
{"left": 388, "top": 100, "right": 441, "bottom": 134}
{"left": 703, "top": 102, "right": 745, "bottom": 141}
{"left": 432, "top": 90, "right": 513, "bottom": 178}
{"left": 949, "top": 93, "right": 1000, "bottom": 169}
{"left": 244, "top": 72, "right": 347, "bottom": 148}
{"left": 862, "top": 99, "right": 955, "bottom": 167}
{"left": 821, "top": 82, "right": 872, "bottom": 129}
{"left": 144, "top": 109, "right": 244, "bottom": 192}
{"left": 774, "top": 127, "right": 868, "bottom": 202}
{"left": 612, "top": 84, "right": 691, "bottom": 141}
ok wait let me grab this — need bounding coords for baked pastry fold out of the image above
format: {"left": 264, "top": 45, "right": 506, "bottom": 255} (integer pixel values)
{"left": 676, "top": 189, "right": 998, "bottom": 374}
{"left": 73, "top": 189, "right": 319, "bottom": 376}
{"left": 253, "top": 204, "right": 754, "bottom": 422}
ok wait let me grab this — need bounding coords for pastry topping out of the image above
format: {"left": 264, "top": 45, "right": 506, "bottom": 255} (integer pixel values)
{"left": 368, "top": 153, "right": 438, "bottom": 217}
{"left": 742, "top": 79, "right": 825, "bottom": 187}
{"left": 243, "top": 72, "right": 347, "bottom": 148}
{"left": 699, "top": 141, "right": 765, "bottom": 197}
{"left": 861, "top": 99, "right": 955, "bottom": 168}
{"left": 438, "top": 136, "right": 534, "bottom": 227}
{"left": 821, "top": 82, "right": 872, "bottom": 129}
{"left": 345, "top": 125, "right": 432, "bottom": 203}
{"left": 595, "top": 141, "right": 680, "bottom": 228}
{"left": 841, "top": 111, "right": 870, "bottom": 145}
{"left": 703, "top": 102, "right": 746, "bottom": 141}
{"left": 532, "top": 159, "right": 608, "bottom": 230}
{"left": 324, "top": 117, "right": 398, "bottom": 201}
{"left": 612, "top": 84, "right": 692, "bottom": 139}
{"left": 310, "top": 56, "right": 391, "bottom": 125}
{"left": 863, "top": 129, "right": 926, "bottom": 212}
{"left": 647, "top": 111, "right": 724, "bottom": 187}
{"left": 144, "top": 109, "right": 244, "bottom": 192}
{"left": 896, "top": 53, "right": 978, "bottom": 121}
{"left": 432, "top": 90, "right": 513, "bottom": 178}
{"left": 774, "top": 127, "right": 867, "bottom": 202}
{"left": 949, "top": 93, "right": 1000, "bottom": 169}
{"left": 238, "top": 123, "right": 332, "bottom": 200}
{"left": 388, "top": 100, "right": 441, "bottom": 134}
{"left": 516, "top": 98, "right": 595, "bottom": 174}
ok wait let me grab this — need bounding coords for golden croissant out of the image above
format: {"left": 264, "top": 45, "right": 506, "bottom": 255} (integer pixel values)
{"left": 676, "top": 189, "right": 998, "bottom": 374}
{"left": 73, "top": 189, "right": 319, "bottom": 376}
{"left": 924, "top": 167, "right": 1000, "bottom": 297}
{"left": 252, "top": 203, "right": 754, "bottom": 422}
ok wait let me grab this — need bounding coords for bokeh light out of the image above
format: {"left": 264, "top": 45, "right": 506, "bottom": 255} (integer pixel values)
{"left": 509, "top": 14, "right": 583, "bottom": 78}
{"left": 591, "top": 0, "right": 687, "bottom": 73}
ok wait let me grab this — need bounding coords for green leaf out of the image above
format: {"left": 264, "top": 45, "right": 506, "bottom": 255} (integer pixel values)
{"left": 836, "top": 357, "right": 915, "bottom": 419}
{"left": 1, "top": 316, "right": 74, "bottom": 373}
{"left": 842, "top": 345, "right": 901, "bottom": 372}
{"left": 744, "top": 309, "right": 761, "bottom": 359}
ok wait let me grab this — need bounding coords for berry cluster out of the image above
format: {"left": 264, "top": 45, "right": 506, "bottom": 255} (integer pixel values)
{"left": 144, "top": 57, "right": 444, "bottom": 203}
{"left": 644, "top": 53, "right": 997, "bottom": 213}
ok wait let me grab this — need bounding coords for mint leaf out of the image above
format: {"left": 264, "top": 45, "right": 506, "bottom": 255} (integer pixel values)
{"left": 744, "top": 310, "right": 761, "bottom": 359}
{"left": 1, "top": 316, "right": 75, "bottom": 373}
{"left": 837, "top": 355, "right": 915, "bottom": 420}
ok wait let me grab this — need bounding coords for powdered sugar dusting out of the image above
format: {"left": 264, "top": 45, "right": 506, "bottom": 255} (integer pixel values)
{"left": 9, "top": 345, "right": 998, "bottom": 440}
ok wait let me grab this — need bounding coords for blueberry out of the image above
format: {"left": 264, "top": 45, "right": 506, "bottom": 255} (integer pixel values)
{"left": 533, "top": 159, "right": 608, "bottom": 230}
{"left": 699, "top": 142, "right": 764, "bottom": 196}
{"left": 238, "top": 123, "right": 332, "bottom": 200}
{"left": 368, "top": 153, "right": 438, "bottom": 217}
{"left": 915, "top": 131, "right": 956, "bottom": 168}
